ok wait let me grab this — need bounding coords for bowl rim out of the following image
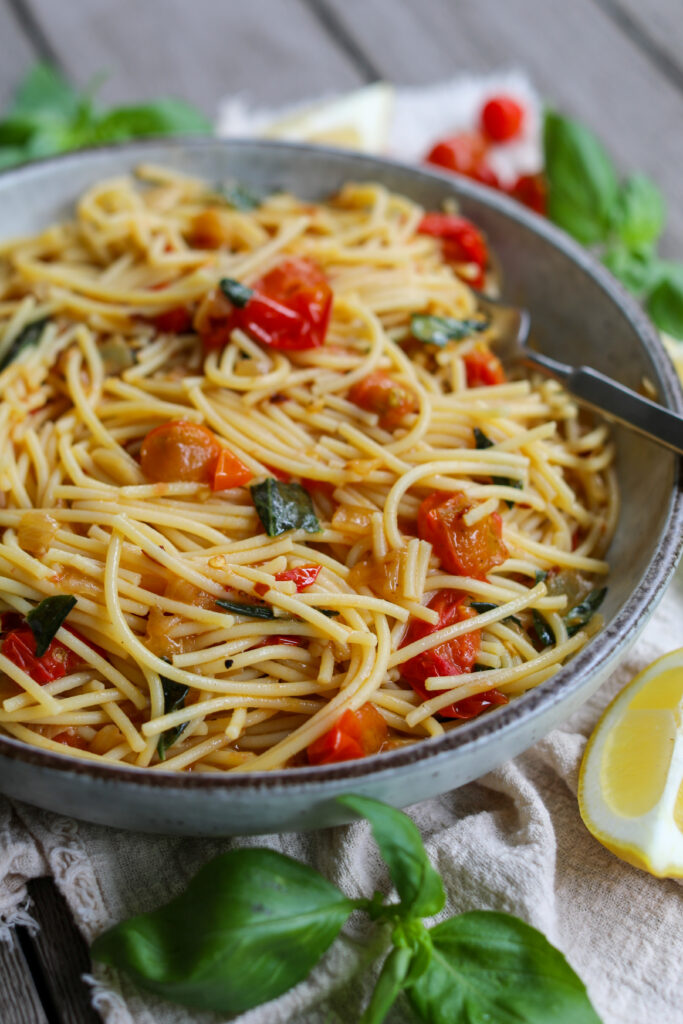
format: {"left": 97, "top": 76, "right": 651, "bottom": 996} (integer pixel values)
{"left": 0, "top": 135, "right": 681, "bottom": 790}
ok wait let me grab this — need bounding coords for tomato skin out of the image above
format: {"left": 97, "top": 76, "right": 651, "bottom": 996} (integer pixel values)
{"left": 463, "top": 343, "right": 506, "bottom": 387}
{"left": 151, "top": 307, "right": 193, "bottom": 334}
{"left": 307, "top": 702, "right": 388, "bottom": 765}
{"left": 418, "top": 213, "right": 488, "bottom": 289}
{"left": 275, "top": 565, "right": 321, "bottom": 591}
{"left": 348, "top": 370, "right": 417, "bottom": 429}
{"left": 481, "top": 95, "right": 525, "bottom": 142}
{"left": 425, "top": 132, "right": 499, "bottom": 188}
{"left": 1, "top": 626, "right": 81, "bottom": 684}
{"left": 418, "top": 491, "right": 508, "bottom": 579}
{"left": 211, "top": 448, "right": 253, "bottom": 491}
{"left": 52, "top": 729, "right": 88, "bottom": 749}
{"left": 507, "top": 173, "right": 547, "bottom": 216}
{"left": 140, "top": 421, "right": 220, "bottom": 484}
{"left": 189, "top": 209, "right": 230, "bottom": 249}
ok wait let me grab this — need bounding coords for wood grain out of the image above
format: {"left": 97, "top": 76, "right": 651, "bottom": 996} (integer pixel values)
{"left": 21, "top": 0, "right": 363, "bottom": 112}
{"left": 0, "top": 934, "right": 49, "bottom": 1024}
{"left": 0, "top": 3, "right": 38, "bottom": 110}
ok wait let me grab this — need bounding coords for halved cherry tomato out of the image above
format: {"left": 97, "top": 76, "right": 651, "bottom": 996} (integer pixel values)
{"left": 275, "top": 565, "right": 321, "bottom": 591}
{"left": 348, "top": 370, "right": 417, "bottom": 430}
{"left": 418, "top": 213, "right": 488, "bottom": 288}
{"left": 52, "top": 729, "right": 88, "bottom": 749}
{"left": 140, "top": 421, "right": 220, "bottom": 483}
{"left": 507, "top": 173, "right": 547, "bottom": 216}
{"left": 463, "top": 343, "right": 506, "bottom": 387}
{"left": 307, "top": 702, "right": 388, "bottom": 765}
{"left": 425, "top": 132, "right": 499, "bottom": 188}
{"left": 151, "top": 307, "right": 193, "bottom": 334}
{"left": 264, "top": 464, "right": 291, "bottom": 483}
{"left": 212, "top": 448, "right": 253, "bottom": 491}
{"left": 481, "top": 95, "right": 525, "bottom": 142}
{"left": 418, "top": 491, "right": 508, "bottom": 579}
{"left": 1, "top": 626, "right": 82, "bottom": 684}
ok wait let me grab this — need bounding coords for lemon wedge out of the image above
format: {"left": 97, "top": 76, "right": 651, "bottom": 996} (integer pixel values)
{"left": 261, "top": 83, "right": 394, "bottom": 153}
{"left": 578, "top": 648, "right": 683, "bottom": 877}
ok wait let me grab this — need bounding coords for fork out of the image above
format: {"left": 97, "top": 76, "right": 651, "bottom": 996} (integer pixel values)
{"left": 476, "top": 293, "right": 683, "bottom": 456}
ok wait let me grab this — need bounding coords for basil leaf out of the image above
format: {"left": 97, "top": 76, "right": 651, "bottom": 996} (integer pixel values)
{"left": 360, "top": 945, "right": 412, "bottom": 1024}
{"left": 602, "top": 243, "right": 658, "bottom": 296}
{"left": 251, "top": 478, "right": 320, "bottom": 537}
{"left": 473, "top": 428, "right": 522, "bottom": 505}
{"left": 614, "top": 174, "right": 664, "bottom": 249}
{"left": 535, "top": 569, "right": 548, "bottom": 584}
{"left": 338, "top": 795, "right": 445, "bottom": 919}
{"left": 8, "top": 63, "right": 81, "bottom": 120}
{"left": 0, "top": 317, "right": 50, "bottom": 372}
{"left": 647, "top": 265, "right": 683, "bottom": 340}
{"left": 215, "top": 598, "right": 276, "bottom": 619}
{"left": 532, "top": 609, "right": 554, "bottom": 649}
{"left": 93, "top": 100, "right": 212, "bottom": 142}
{"left": 91, "top": 849, "right": 356, "bottom": 1014}
{"left": 218, "top": 181, "right": 263, "bottom": 211}
{"left": 564, "top": 587, "right": 607, "bottom": 637}
{"left": 408, "top": 912, "right": 601, "bottom": 1024}
{"left": 26, "top": 595, "right": 77, "bottom": 658}
{"left": 156, "top": 676, "right": 190, "bottom": 761}
{"left": 470, "top": 602, "right": 521, "bottom": 628}
{"left": 219, "top": 277, "right": 253, "bottom": 309}
{"left": 411, "top": 314, "right": 488, "bottom": 347}
{"left": 544, "top": 111, "right": 619, "bottom": 245}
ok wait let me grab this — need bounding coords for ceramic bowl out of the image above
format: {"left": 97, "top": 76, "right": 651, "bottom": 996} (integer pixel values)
{"left": 0, "top": 139, "right": 681, "bottom": 835}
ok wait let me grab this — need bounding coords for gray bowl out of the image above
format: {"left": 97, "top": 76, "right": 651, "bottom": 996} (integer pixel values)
{"left": 0, "top": 139, "right": 681, "bottom": 835}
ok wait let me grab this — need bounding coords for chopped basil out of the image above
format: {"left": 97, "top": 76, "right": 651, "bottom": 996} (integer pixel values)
{"left": 535, "top": 569, "right": 549, "bottom": 584}
{"left": 410, "top": 314, "right": 488, "bottom": 347}
{"left": 473, "top": 428, "right": 523, "bottom": 507}
{"left": 251, "top": 478, "right": 320, "bottom": 537}
{"left": 532, "top": 609, "right": 555, "bottom": 649}
{"left": 470, "top": 601, "right": 521, "bottom": 628}
{"left": 224, "top": 659, "right": 234, "bottom": 670}
{"left": 564, "top": 587, "right": 607, "bottom": 637}
{"left": 26, "top": 594, "right": 77, "bottom": 657}
{"left": 0, "top": 317, "right": 50, "bottom": 372}
{"left": 472, "top": 663, "right": 489, "bottom": 672}
{"left": 217, "top": 181, "right": 263, "bottom": 211}
{"left": 318, "top": 609, "right": 340, "bottom": 618}
{"left": 219, "top": 278, "right": 253, "bottom": 309}
{"left": 216, "top": 599, "right": 276, "bottom": 620}
{"left": 157, "top": 674, "right": 190, "bottom": 761}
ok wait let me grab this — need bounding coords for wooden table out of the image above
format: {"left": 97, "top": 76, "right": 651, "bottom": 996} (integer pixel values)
{"left": 0, "top": 1, "right": 680, "bottom": 1020}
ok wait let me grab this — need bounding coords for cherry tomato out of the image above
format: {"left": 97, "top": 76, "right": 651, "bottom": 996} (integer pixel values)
{"left": 212, "top": 448, "right": 253, "bottom": 491}
{"left": 151, "top": 307, "right": 193, "bottom": 334}
{"left": 189, "top": 208, "right": 230, "bottom": 249}
{"left": 307, "top": 702, "right": 388, "bottom": 765}
{"left": 260, "top": 634, "right": 305, "bottom": 648}
{"left": 275, "top": 565, "right": 321, "bottom": 591}
{"left": 2, "top": 626, "right": 82, "bottom": 684}
{"left": 463, "top": 343, "right": 506, "bottom": 387}
{"left": 348, "top": 370, "right": 417, "bottom": 430}
{"left": 481, "top": 95, "right": 525, "bottom": 142}
{"left": 140, "top": 421, "right": 220, "bottom": 484}
{"left": 418, "top": 213, "right": 488, "bottom": 289}
{"left": 507, "top": 173, "right": 547, "bottom": 216}
{"left": 52, "top": 729, "right": 88, "bottom": 749}
{"left": 425, "top": 132, "right": 499, "bottom": 188}
{"left": 418, "top": 491, "right": 508, "bottom": 579}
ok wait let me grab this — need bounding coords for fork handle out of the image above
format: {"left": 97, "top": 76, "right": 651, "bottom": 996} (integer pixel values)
{"left": 523, "top": 350, "right": 683, "bottom": 455}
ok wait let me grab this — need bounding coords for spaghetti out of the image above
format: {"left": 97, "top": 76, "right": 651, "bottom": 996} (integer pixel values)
{"left": 0, "top": 165, "right": 616, "bottom": 773}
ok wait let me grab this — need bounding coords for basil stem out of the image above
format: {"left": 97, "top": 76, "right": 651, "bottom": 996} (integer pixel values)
{"left": 26, "top": 594, "right": 77, "bottom": 657}
{"left": 564, "top": 588, "right": 607, "bottom": 637}
{"left": 215, "top": 599, "right": 276, "bottom": 620}
{"left": 411, "top": 314, "right": 488, "bottom": 347}
{"left": 251, "top": 478, "right": 320, "bottom": 537}
{"left": 0, "top": 317, "right": 50, "bottom": 372}
{"left": 156, "top": 674, "right": 190, "bottom": 761}
{"left": 219, "top": 277, "right": 253, "bottom": 308}
{"left": 473, "top": 428, "right": 523, "bottom": 506}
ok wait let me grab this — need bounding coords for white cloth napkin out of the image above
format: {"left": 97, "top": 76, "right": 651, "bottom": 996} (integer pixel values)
{"left": 1, "top": 74, "right": 682, "bottom": 1024}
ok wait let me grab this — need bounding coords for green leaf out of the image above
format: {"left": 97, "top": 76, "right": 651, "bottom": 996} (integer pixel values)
{"left": 91, "top": 849, "right": 356, "bottom": 1014}
{"left": 473, "top": 427, "right": 522, "bottom": 505}
{"left": 411, "top": 314, "right": 488, "bottom": 347}
{"left": 218, "top": 180, "right": 263, "bottom": 211}
{"left": 156, "top": 676, "right": 190, "bottom": 761}
{"left": 602, "top": 243, "right": 658, "bottom": 296}
{"left": 8, "top": 63, "right": 81, "bottom": 120}
{"left": 360, "top": 946, "right": 412, "bottom": 1024}
{"left": 408, "top": 912, "right": 602, "bottom": 1024}
{"left": 614, "top": 174, "right": 664, "bottom": 249}
{"left": 543, "top": 111, "right": 619, "bottom": 245}
{"left": 564, "top": 588, "right": 607, "bottom": 637}
{"left": 215, "top": 598, "right": 277, "bottom": 619}
{"left": 251, "top": 478, "right": 320, "bottom": 537}
{"left": 219, "top": 277, "right": 253, "bottom": 309}
{"left": 338, "top": 795, "right": 445, "bottom": 919}
{"left": 93, "top": 100, "right": 212, "bottom": 142}
{"left": 26, "top": 595, "right": 77, "bottom": 657}
{"left": 470, "top": 602, "right": 521, "bottom": 628}
{"left": 0, "top": 317, "right": 50, "bottom": 372}
{"left": 532, "top": 609, "right": 554, "bottom": 649}
{"left": 647, "top": 265, "right": 683, "bottom": 340}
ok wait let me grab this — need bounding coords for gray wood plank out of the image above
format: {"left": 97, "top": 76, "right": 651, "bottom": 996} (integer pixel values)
{"left": 26, "top": 878, "right": 102, "bottom": 1024}
{"left": 0, "top": 934, "right": 49, "bottom": 1024}
{"left": 317, "top": 0, "right": 683, "bottom": 254}
{"left": 22, "top": 0, "right": 364, "bottom": 113}
{"left": 0, "top": 4, "right": 39, "bottom": 110}
{"left": 596, "top": 0, "right": 683, "bottom": 92}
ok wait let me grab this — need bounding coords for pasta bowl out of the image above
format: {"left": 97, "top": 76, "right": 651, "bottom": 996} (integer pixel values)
{"left": 0, "top": 139, "right": 681, "bottom": 835}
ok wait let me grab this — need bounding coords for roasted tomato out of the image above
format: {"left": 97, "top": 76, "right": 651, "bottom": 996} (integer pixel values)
{"left": 307, "top": 702, "right": 388, "bottom": 765}
{"left": 348, "top": 370, "right": 417, "bottom": 429}
{"left": 463, "top": 343, "right": 506, "bottom": 387}
{"left": 418, "top": 491, "right": 508, "bottom": 579}
{"left": 274, "top": 565, "right": 321, "bottom": 591}
{"left": 151, "top": 307, "right": 193, "bottom": 334}
{"left": 418, "top": 213, "right": 488, "bottom": 288}
{"left": 140, "top": 421, "right": 220, "bottom": 484}
{"left": 1, "top": 626, "right": 82, "bottom": 684}
{"left": 211, "top": 448, "right": 253, "bottom": 490}
{"left": 425, "top": 132, "right": 499, "bottom": 188}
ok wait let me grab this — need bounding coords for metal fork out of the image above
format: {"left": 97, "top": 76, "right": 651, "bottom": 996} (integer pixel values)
{"left": 476, "top": 293, "right": 683, "bottom": 456}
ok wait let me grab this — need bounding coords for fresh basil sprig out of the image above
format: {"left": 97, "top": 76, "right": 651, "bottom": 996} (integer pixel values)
{"left": 251, "top": 478, "right": 320, "bottom": 537}
{"left": 92, "top": 796, "right": 601, "bottom": 1022}
{"left": 0, "top": 317, "right": 50, "bottom": 372}
{"left": 219, "top": 277, "right": 253, "bottom": 308}
{"left": 26, "top": 594, "right": 77, "bottom": 656}
{"left": 411, "top": 314, "right": 488, "bottom": 347}
{"left": 544, "top": 111, "right": 683, "bottom": 339}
